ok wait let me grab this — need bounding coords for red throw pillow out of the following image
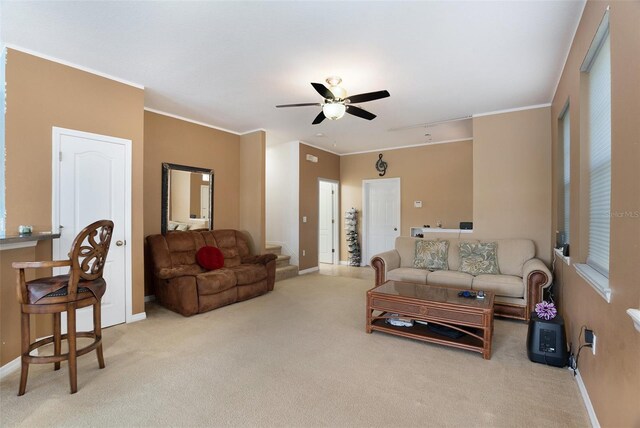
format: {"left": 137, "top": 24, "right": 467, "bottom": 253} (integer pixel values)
{"left": 196, "top": 246, "right": 224, "bottom": 270}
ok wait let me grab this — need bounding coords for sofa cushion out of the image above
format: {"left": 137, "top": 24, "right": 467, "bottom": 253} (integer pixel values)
{"left": 413, "top": 240, "right": 449, "bottom": 270}
{"left": 212, "top": 230, "right": 242, "bottom": 267}
{"left": 196, "top": 246, "right": 224, "bottom": 270}
{"left": 427, "top": 270, "right": 473, "bottom": 289}
{"left": 472, "top": 274, "right": 524, "bottom": 298}
{"left": 229, "top": 264, "right": 268, "bottom": 285}
{"left": 196, "top": 269, "right": 237, "bottom": 295}
{"left": 387, "top": 268, "right": 429, "bottom": 284}
{"left": 459, "top": 242, "right": 500, "bottom": 275}
{"left": 490, "top": 239, "right": 535, "bottom": 277}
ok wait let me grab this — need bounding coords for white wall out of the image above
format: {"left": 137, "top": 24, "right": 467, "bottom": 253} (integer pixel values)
{"left": 266, "top": 140, "right": 299, "bottom": 265}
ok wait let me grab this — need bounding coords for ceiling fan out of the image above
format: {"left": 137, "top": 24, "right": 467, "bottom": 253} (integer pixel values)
{"left": 276, "top": 76, "right": 390, "bottom": 125}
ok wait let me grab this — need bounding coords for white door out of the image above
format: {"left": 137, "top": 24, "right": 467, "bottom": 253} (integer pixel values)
{"left": 318, "top": 180, "right": 338, "bottom": 264}
{"left": 363, "top": 178, "right": 401, "bottom": 264}
{"left": 200, "top": 185, "right": 209, "bottom": 218}
{"left": 53, "top": 128, "right": 130, "bottom": 331}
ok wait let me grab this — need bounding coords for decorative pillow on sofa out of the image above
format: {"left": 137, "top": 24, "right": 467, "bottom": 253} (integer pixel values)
{"left": 458, "top": 242, "right": 500, "bottom": 276}
{"left": 413, "top": 240, "right": 449, "bottom": 270}
{"left": 196, "top": 246, "right": 225, "bottom": 270}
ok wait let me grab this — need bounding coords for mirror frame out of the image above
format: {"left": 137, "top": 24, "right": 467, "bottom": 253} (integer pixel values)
{"left": 161, "top": 162, "right": 214, "bottom": 234}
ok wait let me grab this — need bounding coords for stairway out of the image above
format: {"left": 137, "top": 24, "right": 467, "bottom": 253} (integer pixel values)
{"left": 266, "top": 243, "right": 299, "bottom": 282}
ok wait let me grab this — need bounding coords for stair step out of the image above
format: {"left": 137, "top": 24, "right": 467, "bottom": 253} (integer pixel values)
{"left": 276, "top": 254, "right": 291, "bottom": 268}
{"left": 275, "top": 265, "right": 298, "bottom": 282}
{"left": 265, "top": 244, "right": 282, "bottom": 256}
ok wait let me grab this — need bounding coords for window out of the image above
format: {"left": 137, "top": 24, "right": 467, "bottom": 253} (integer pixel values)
{"left": 557, "top": 104, "right": 570, "bottom": 247}
{"left": 575, "top": 12, "right": 611, "bottom": 302}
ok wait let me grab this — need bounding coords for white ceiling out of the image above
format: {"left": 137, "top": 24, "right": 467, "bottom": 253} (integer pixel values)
{"left": 1, "top": 1, "right": 584, "bottom": 155}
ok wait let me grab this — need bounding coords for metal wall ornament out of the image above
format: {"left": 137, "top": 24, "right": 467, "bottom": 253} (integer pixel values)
{"left": 375, "top": 153, "right": 388, "bottom": 176}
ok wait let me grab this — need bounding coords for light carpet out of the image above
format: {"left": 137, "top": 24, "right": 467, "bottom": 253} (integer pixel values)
{"left": 0, "top": 274, "right": 589, "bottom": 427}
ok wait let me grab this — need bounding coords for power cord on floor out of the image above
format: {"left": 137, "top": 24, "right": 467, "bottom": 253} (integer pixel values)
{"left": 571, "top": 325, "right": 592, "bottom": 376}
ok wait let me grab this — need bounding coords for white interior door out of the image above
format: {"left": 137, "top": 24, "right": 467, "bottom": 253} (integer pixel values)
{"left": 200, "top": 185, "right": 209, "bottom": 218}
{"left": 53, "top": 128, "right": 130, "bottom": 331}
{"left": 318, "top": 180, "right": 338, "bottom": 264}
{"left": 363, "top": 178, "right": 401, "bottom": 265}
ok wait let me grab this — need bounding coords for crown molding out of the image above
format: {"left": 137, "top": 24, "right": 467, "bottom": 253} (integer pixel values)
{"left": 472, "top": 103, "right": 551, "bottom": 118}
{"left": 341, "top": 137, "right": 473, "bottom": 156}
{"left": 299, "top": 141, "right": 341, "bottom": 156}
{"left": 143, "top": 108, "right": 244, "bottom": 135}
{"left": 3, "top": 44, "right": 144, "bottom": 90}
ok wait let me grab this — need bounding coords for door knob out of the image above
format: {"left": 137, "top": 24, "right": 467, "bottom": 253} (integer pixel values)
{"left": 116, "top": 240, "right": 124, "bottom": 247}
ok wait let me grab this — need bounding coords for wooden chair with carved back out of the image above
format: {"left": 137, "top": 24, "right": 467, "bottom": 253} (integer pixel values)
{"left": 12, "top": 219, "right": 114, "bottom": 395}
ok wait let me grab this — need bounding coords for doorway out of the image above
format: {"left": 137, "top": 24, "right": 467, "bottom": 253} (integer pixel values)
{"left": 52, "top": 127, "right": 132, "bottom": 332}
{"left": 362, "top": 177, "right": 401, "bottom": 265}
{"left": 318, "top": 179, "right": 339, "bottom": 264}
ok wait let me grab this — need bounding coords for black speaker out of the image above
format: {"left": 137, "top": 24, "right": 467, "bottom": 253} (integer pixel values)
{"left": 527, "top": 313, "right": 568, "bottom": 367}
{"left": 459, "top": 222, "right": 473, "bottom": 230}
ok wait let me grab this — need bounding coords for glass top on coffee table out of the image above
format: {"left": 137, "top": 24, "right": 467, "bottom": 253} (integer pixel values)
{"left": 371, "top": 280, "right": 494, "bottom": 309}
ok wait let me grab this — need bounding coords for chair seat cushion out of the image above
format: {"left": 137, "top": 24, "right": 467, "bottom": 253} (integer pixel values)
{"left": 26, "top": 275, "right": 106, "bottom": 304}
{"left": 229, "top": 264, "right": 268, "bottom": 285}
{"left": 196, "top": 269, "right": 237, "bottom": 295}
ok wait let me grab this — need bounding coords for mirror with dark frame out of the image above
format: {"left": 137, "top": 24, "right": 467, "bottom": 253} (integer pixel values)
{"left": 161, "top": 162, "right": 214, "bottom": 234}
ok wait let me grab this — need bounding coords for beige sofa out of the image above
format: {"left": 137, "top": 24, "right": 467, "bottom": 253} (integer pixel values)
{"left": 370, "top": 237, "right": 552, "bottom": 320}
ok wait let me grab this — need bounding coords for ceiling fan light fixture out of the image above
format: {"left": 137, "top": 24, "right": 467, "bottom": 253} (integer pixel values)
{"left": 326, "top": 76, "right": 347, "bottom": 99}
{"left": 322, "top": 102, "right": 346, "bottom": 120}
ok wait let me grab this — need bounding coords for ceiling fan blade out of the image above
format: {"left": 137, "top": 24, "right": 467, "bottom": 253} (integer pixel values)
{"left": 312, "top": 111, "right": 326, "bottom": 125}
{"left": 276, "top": 103, "right": 322, "bottom": 108}
{"left": 346, "top": 105, "right": 376, "bottom": 121}
{"left": 347, "top": 90, "right": 390, "bottom": 104}
{"left": 311, "top": 82, "right": 335, "bottom": 100}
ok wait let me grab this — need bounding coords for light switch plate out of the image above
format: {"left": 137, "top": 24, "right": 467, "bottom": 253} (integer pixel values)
{"left": 414, "top": 201, "right": 422, "bottom": 208}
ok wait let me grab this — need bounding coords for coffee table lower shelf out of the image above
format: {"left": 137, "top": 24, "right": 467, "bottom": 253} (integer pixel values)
{"left": 370, "top": 317, "right": 485, "bottom": 355}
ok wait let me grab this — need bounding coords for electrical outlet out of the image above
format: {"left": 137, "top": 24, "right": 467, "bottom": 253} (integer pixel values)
{"left": 592, "top": 334, "right": 597, "bottom": 355}
{"left": 302, "top": 250, "right": 306, "bottom": 256}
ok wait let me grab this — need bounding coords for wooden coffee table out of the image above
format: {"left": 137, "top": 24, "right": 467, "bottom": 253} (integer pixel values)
{"left": 366, "top": 280, "right": 495, "bottom": 359}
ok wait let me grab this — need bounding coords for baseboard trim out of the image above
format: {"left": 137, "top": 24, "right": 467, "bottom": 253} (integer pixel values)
{"left": 574, "top": 369, "right": 600, "bottom": 428}
{"left": 0, "top": 356, "right": 21, "bottom": 380}
{"left": 144, "top": 295, "right": 156, "bottom": 303}
{"left": 128, "top": 312, "right": 147, "bottom": 323}
{"left": 298, "top": 267, "right": 319, "bottom": 275}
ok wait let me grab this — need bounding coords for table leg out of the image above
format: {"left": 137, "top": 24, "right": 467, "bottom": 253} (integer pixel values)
{"left": 366, "top": 293, "right": 372, "bottom": 333}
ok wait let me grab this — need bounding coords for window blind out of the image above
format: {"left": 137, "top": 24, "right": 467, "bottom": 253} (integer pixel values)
{"left": 586, "top": 32, "right": 611, "bottom": 277}
{"left": 558, "top": 108, "right": 570, "bottom": 245}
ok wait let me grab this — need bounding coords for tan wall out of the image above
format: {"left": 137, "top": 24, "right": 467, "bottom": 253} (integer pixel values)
{"left": 239, "top": 131, "right": 266, "bottom": 254}
{"left": 551, "top": 1, "right": 640, "bottom": 425}
{"left": 339, "top": 141, "right": 473, "bottom": 262}
{"left": 299, "top": 144, "right": 340, "bottom": 270}
{"left": 472, "top": 107, "right": 552, "bottom": 264}
{"left": 1, "top": 49, "right": 145, "bottom": 365}
{"left": 143, "top": 111, "right": 241, "bottom": 294}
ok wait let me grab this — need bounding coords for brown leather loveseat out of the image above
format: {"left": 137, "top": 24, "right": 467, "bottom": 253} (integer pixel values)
{"left": 147, "top": 229, "right": 276, "bottom": 316}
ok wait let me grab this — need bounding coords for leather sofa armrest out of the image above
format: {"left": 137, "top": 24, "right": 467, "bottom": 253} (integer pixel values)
{"left": 241, "top": 253, "right": 278, "bottom": 265}
{"left": 523, "top": 258, "right": 553, "bottom": 319}
{"left": 370, "top": 250, "right": 401, "bottom": 286}
{"left": 157, "top": 264, "right": 204, "bottom": 280}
